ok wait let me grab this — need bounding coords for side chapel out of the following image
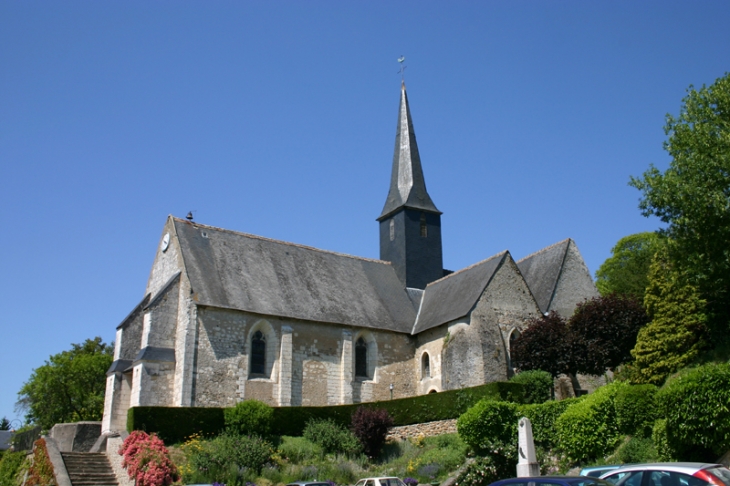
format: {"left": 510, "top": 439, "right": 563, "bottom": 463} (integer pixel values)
{"left": 102, "top": 83, "right": 598, "bottom": 434}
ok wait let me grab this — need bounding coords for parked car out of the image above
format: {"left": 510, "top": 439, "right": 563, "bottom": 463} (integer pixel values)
{"left": 355, "top": 477, "right": 407, "bottom": 486}
{"left": 600, "top": 463, "right": 730, "bottom": 486}
{"left": 488, "top": 477, "right": 613, "bottom": 486}
{"left": 581, "top": 466, "right": 627, "bottom": 478}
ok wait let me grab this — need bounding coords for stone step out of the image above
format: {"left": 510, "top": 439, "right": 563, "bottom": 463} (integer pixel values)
{"left": 61, "top": 451, "right": 118, "bottom": 486}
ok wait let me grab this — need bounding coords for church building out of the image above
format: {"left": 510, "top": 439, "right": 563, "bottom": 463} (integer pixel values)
{"left": 102, "top": 84, "right": 598, "bottom": 434}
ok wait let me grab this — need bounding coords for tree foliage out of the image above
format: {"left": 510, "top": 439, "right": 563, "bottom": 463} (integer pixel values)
{"left": 595, "top": 232, "right": 663, "bottom": 298}
{"left": 629, "top": 73, "right": 730, "bottom": 332}
{"left": 510, "top": 312, "right": 575, "bottom": 378}
{"left": 350, "top": 407, "right": 392, "bottom": 458}
{"left": 16, "top": 337, "right": 113, "bottom": 429}
{"left": 569, "top": 293, "right": 649, "bottom": 375}
{"left": 630, "top": 248, "right": 707, "bottom": 384}
{"left": 512, "top": 296, "right": 648, "bottom": 379}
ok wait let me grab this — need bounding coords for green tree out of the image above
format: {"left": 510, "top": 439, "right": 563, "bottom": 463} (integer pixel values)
{"left": 595, "top": 232, "right": 663, "bottom": 298}
{"left": 16, "top": 337, "right": 113, "bottom": 430}
{"left": 629, "top": 73, "right": 730, "bottom": 333}
{"left": 0, "top": 417, "right": 10, "bottom": 431}
{"left": 630, "top": 248, "right": 707, "bottom": 384}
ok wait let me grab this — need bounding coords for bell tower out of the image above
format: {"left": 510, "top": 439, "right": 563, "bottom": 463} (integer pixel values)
{"left": 377, "top": 83, "right": 443, "bottom": 289}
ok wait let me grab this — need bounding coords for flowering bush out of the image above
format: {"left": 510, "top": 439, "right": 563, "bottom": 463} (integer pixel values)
{"left": 404, "top": 477, "right": 418, "bottom": 486}
{"left": 25, "top": 438, "right": 55, "bottom": 486}
{"left": 119, "top": 430, "right": 179, "bottom": 486}
{"left": 454, "top": 457, "right": 502, "bottom": 486}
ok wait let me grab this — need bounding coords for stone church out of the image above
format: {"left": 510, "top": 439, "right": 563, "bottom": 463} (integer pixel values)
{"left": 101, "top": 84, "right": 598, "bottom": 434}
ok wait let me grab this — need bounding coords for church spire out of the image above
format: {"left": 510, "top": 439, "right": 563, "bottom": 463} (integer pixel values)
{"left": 377, "top": 83, "right": 444, "bottom": 290}
{"left": 378, "top": 83, "right": 441, "bottom": 221}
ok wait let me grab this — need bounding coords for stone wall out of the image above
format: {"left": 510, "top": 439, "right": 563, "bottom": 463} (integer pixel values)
{"left": 442, "top": 257, "right": 540, "bottom": 390}
{"left": 106, "top": 436, "right": 135, "bottom": 486}
{"left": 386, "top": 419, "right": 457, "bottom": 440}
{"left": 415, "top": 325, "right": 447, "bottom": 395}
{"left": 550, "top": 240, "right": 599, "bottom": 318}
{"left": 145, "top": 218, "right": 184, "bottom": 300}
{"left": 191, "top": 307, "right": 418, "bottom": 408}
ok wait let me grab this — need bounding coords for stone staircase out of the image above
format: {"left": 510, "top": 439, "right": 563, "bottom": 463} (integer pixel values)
{"left": 61, "top": 452, "right": 118, "bottom": 486}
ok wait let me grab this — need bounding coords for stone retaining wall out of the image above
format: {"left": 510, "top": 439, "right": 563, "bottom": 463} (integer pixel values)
{"left": 386, "top": 419, "right": 457, "bottom": 440}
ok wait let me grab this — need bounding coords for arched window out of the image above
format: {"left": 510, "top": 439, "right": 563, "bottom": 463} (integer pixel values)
{"left": 251, "top": 330, "right": 266, "bottom": 375}
{"left": 508, "top": 329, "right": 521, "bottom": 368}
{"left": 421, "top": 353, "right": 431, "bottom": 379}
{"left": 355, "top": 337, "right": 368, "bottom": 378}
{"left": 420, "top": 213, "right": 427, "bottom": 238}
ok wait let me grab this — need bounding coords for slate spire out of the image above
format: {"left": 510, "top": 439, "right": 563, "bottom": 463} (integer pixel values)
{"left": 377, "top": 83, "right": 444, "bottom": 290}
{"left": 378, "top": 82, "right": 441, "bottom": 221}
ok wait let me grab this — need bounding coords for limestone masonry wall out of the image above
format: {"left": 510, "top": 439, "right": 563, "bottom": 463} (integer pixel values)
{"left": 386, "top": 419, "right": 457, "bottom": 440}
{"left": 550, "top": 241, "right": 600, "bottom": 318}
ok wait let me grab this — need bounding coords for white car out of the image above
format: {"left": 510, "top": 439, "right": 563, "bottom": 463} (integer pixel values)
{"left": 600, "top": 463, "right": 730, "bottom": 486}
{"left": 355, "top": 478, "right": 407, "bottom": 486}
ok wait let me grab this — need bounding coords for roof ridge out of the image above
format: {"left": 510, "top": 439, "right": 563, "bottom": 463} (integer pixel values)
{"left": 171, "top": 217, "right": 390, "bottom": 266}
{"left": 425, "top": 250, "right": 508, "bottom": 287}
{"left": 516, "top": 238, "right": 572, "bottom": 264}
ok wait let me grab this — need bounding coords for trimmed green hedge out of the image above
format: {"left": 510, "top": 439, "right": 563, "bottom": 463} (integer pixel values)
{"left": 656, "top": 362, "right": 730, "bottom": 461}
{"left": 128, "top": 406, "right": 225, "bottom": 444}
{"left": 521, "top": 397, "right": 581, "bottom": 450}
{"left": 128, "top": 381, "right": 524, "bottom": 443}
{"left": 554, "top": 381, "right": 626, "bottom": 462}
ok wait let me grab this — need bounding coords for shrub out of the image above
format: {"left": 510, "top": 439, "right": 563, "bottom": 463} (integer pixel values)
{"left": 656, "top": 362, "right": 730, "bottom": 461}
{"left": 303, "top": 419, "right": 361, "bottom": 456}
{"left": 457, "top": 399, "right": 519, "bottom": 457}
{"left": 277, "top": 436, "right": 324, "bottom": 463}
{"left": 555, "top": 381, "right": 626, "bottom": 463}
{"left": 453, "top": 456, "right": 506, "bottom": 486}
{"left": 225, "top": 400, "right": 274, "bottom": 438}
{"left": 509, "top": 370, "right": 553, "bottom": 404}
{"left": 614, "top": 437, "right": 658, "bottom": 463}
{"left": 119, "top": 431, "right": 179, "bottom": 486}
{"left": 185, "top": 430, "right": 272, "bottom": 484}
{"left": 614, "top": 384, "right": 657, "bottom": 437}
{"left": 351, "top": 407, "right": 393, "bottom": 458}
{"left": 651, "top": 419, "right": 675, "bottom": 461}
{"left": 519, "top": 397, "right": 581, "bottom": 450}
{"left": 0, "top": 450, "right": 26, "bottom": 486}
{"left": 457, "top": 399, "right": 519, "bottom": 475}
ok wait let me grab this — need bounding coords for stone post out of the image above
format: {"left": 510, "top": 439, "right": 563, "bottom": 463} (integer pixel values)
{"left": 516, "top": 417, "right": 539, "bottom": 477}
{"left": 278, "top": 326, "right": 293, "bottom": 406}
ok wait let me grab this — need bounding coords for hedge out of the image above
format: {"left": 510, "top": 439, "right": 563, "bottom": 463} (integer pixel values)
{"left": 554, "top": 381, "right": 626, "bottom": 462}
{"left": 520, "top": 397, "right": 581, "bottom": 450}
{"left": 128, "top": 381, "right": 524, "bottom": 443}
{"left": 656, "top": 362, "right": 730, "bottom": 461}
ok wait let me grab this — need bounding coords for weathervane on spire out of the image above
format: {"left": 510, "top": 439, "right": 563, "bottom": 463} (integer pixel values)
{"left": 397, "top": 56, "right": 407, "bottom": 82}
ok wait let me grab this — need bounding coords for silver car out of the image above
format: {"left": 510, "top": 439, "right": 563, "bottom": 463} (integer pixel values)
{"left": 600, "top": 463, "right": 730, "bottom": 486}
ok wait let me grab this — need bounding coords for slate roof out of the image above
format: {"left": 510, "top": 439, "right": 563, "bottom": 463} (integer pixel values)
{"left": 173, "top": 218, "right": 417, "bottom": 333}
{"left": 412, "top": 252, "right": 508, "bottom": 334}
{"left": 378, "top": 83, "right": 441, "bottom": 220}
{"left": 516, "top": 239, "right": 571, "bottom": 314}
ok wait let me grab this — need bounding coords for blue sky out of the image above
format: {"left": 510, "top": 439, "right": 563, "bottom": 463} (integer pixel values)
{"left": 1, "top": 1, "right": 729, "bottom": 424}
